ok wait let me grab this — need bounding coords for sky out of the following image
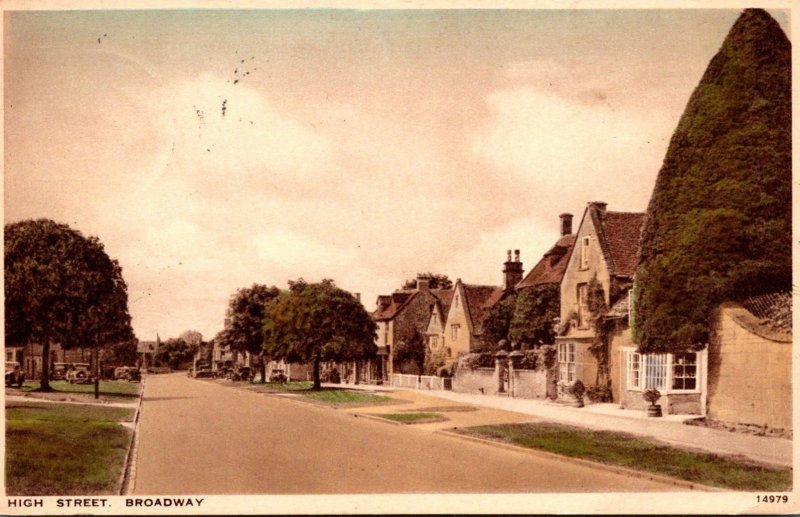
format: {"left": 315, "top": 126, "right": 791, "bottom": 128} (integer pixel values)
{"left": 4, "top": 7, "right": 790, "bottom": 341}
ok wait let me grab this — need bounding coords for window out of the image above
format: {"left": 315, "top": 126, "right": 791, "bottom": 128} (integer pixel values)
{"left": 672, "top": 353, "right": 697, "bottom": 390}
{"left": 454, "top": 294, "right": 459, "bottom": 308}
{"left": 577, "top": 283, "right": 589, "bottom": 328}
{"left": 644, "top": 354, "right": 667, "bottom": 389}
{"left": 580, "top": 236, "right": 590, "bottom": 269}
{"left": 451, "top": 324, "right": 460, "bottom": 340}
{"left": 627, "top": 352, "right": 641, "bottom": 389}
{"left": 558, "top": 343, "right": 576, "bottom": 382}
{"left": 430, "top": 336, "right": 439, "bottom": 349}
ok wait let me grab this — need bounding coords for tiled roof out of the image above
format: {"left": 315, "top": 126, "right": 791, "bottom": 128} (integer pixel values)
{"left": 742, "top": 291, "right": 792, "bottom": 333}
{"left": 516, "top": 234, "right": 576, "bottom": 289}
{"left": 432, "top": 289, "right": 454, "bottom": 319}
{"left": 372, "top": 291, "right": 415, "bottom": 321}
{"left": 462, "top": 284, "right": 504, "bottom": 336}
{"left": 593, "top": 210, "right": 646, "bottom": 278}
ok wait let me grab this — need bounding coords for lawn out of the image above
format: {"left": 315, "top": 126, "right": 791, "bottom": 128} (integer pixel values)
{"left": 459, "top": 423, "right": 792, "bottom": 492}
{"left": 17, "top": 380, "right": 140, "bottom": 399}
{"left": 245, "top": 381, "right": 393, "bottom": 407}
{"left": 377, "top": 412, "right": 447, "bottom": 424}
{"left": 6, "top": 401, "right": 135, "bottom": 495}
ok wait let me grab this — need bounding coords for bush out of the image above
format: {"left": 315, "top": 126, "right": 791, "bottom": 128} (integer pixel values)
{"left": 457, "top": 353, "right": 495, "bottom": 370}
{"left": 643, "top": 388, "right": 661, "bottom": 406}
{"left": 586, "top": 384, "right": 613, "bottom": 403}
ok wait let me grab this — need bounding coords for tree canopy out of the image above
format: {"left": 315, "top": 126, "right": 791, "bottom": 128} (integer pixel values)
{"left": 402, "top": 273, "right": 453, "bottom": 290}
{"left": 634, "top": 9, "right": 791, "bottom": 353}
{"left": 5, "top": 219, "right": 134, "bottom": 389}
{"left": 263, "top": 279, "right": 377, "bottom": 389}
{"left": 222, "top": 284, "right": 280, "bottom": 382}
{"left": 509, "top": 286, "right": 560, "bottom": 348}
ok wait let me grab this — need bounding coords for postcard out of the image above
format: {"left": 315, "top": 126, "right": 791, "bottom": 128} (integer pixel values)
{"left": 2, "top": 0, "right": 796, "bottom": 514}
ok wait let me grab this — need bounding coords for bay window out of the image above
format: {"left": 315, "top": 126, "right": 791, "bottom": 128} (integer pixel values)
{"left": 625, "top": 349, "right": 699, "bottom": 393}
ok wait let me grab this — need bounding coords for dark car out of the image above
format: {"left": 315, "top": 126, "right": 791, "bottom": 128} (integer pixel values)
{"left": 66, "top": 363, "right": 93, "bottom": 384}
{"left": 5, "top": 361, "right": 25, "bottom": 388}
{"left": 114, "top": 366, "right": 141, "bottom": 382}
{"left": 51, "top": 362, "right": 69, "bottom": 381}
{"left": 269, "top": 369, "right": 287, "bottom": 383}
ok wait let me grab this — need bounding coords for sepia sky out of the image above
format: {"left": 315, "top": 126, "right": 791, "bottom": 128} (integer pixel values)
{"left": 4, "top": 8, "right": 790, "bottom": 341}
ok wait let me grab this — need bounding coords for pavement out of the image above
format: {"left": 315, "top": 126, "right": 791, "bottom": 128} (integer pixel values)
{"left": 327, "top": 382, "right": 793, "bottom": 469}
{"left": 132, "top": 373, "right": 680, "bottom": 494}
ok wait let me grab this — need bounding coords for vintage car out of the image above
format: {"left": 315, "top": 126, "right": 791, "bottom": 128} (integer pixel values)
{"left": 114, "top": 366, "right": 141, "bottom": 382}
{"left": 268, "top": 369, "right": 287, "bottom": 383}
{"left": 5, "top": 361, "right": 25, "bottom": 388}
{"left": 227, "top": 366, "right": 250, "bottom": 381}
{"left": 66, "top": 363, "right": 93, "bottom": 384}
{"left": 51, "top": 362, "right": 69, "bottom": 381}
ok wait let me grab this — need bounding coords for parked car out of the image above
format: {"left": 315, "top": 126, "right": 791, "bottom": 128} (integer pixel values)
{"left": 228, "top": 366, "right": 251, "bottom": 381}
{"left": 66, "top": 363, "right": 93, "bottom": 384}
{"left": 51, "top": 362, "right": 69, "bottom": 381}
{"left": 5, "top": 361, "right": 25, "bottom": 388}
{"left": 269, "top": 369, "right": 287, "bottom": 383}
{"left": 114, "top": 366, "right": 141, "bottom": 382}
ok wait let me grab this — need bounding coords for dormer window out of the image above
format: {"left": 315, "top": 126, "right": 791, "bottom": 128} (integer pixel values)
{"left": 580, "top": 236, "right": 590, "bottom": 269}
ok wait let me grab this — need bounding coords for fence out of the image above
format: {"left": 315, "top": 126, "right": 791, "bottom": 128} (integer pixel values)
{"left": 391, "top": 373, "right": 451, "bottom": 391}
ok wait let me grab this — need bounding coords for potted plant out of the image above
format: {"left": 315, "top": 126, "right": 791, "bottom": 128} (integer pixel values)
{"left": 643, "top": 388, "right": 662, "bottom": 417}
{"left": 568, "top": 379, "right": 585, "bottom": 408}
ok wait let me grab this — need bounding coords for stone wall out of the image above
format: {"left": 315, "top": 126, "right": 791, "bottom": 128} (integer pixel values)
{"left": 452, "top": 367, "right": 497, "bottom": 395}
{"left": 707, "top": 304, "right": 792, "bottom": 431}
{"left": 510, "top": 369, "right": 549, "bottom": 399}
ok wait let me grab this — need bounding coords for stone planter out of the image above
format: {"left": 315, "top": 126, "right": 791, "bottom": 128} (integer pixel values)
{"left": 647, "top": 404, "right": 662, "bottom": 417}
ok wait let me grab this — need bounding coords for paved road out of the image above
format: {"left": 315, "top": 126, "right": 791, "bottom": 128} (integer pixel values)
{"left": 133, "top": 373, "right": 678, "bottom": 494}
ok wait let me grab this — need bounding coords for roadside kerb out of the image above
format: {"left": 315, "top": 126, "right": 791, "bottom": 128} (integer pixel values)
{"left": 353, "top": 413, "right": 403, "bottom": 426}
{"left": 119, "top": 377, "right": 146, "bottom": 495}
{"left": 436, "top": 428, "right": 722, "bottom": 492}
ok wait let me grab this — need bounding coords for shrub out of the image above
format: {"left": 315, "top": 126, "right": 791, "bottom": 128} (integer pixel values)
{"left": 457, "top": 353, "right": 495, "bottom": 370}
{"left": 643, "top": 388, "right": 661, "bottom": 406}
{"left": 586, "top": 384, "right": 613, "bottom": 403}
{"left": 517, "top": 350, "right": 538, "bottom": 370}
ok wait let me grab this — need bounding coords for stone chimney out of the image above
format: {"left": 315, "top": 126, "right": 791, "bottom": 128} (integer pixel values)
{"left": 354, "top": 292, "right": 361, "bottom": 302}
{"left": 559, "top": 213, "right": 573, "bottom": 236}
{"left": 589, "top": 201, "right": 607, "bottom": 212}
{"left": 503, "top": 249, "right": 524, "bottom": 290}
{"left": 416, "top": 276, "right": 430, "bottom": 292}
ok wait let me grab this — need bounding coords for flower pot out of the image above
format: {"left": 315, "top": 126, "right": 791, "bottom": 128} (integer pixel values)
{"left": 647, "top": 404, "right": 662, "bottom": 417}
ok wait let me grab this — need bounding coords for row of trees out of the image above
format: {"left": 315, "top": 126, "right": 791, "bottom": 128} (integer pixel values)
{"left": 218, "top": 279, "right": 377, "bottom": 390}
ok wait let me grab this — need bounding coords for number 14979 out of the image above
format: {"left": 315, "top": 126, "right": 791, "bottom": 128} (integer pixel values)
{"left": 757, "top": 495, "right": 788, "bottom": 503}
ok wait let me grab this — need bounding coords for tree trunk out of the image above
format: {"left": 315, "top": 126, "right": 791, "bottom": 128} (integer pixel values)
{"left": 312, "top": 357, "right": 321, "bottom": 390}
{"left": 259, "top": 351, "right": 266, "bottom": 384}
{"left": 41, "top": 340, "right": 52, "bottom": 392}
{"left": 94, "top": 345, "right": 100, "bottom": 400}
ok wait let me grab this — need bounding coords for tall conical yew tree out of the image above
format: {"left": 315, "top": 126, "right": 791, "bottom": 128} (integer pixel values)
{"left": 634, "top": 9, "right": 791, "bottom": 354}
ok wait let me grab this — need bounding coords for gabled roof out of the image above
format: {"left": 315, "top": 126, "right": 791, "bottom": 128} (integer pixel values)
{"left": 137, "top": 341, "right": 157, "bottom": 353}
{"left": 589, "top": 208, "right": 646, "bottom": 278}
{"left": 372, "top": 291, "right": 415, "bottom": 321}
{"left": 462, "top": 284, "right": 504, "bottom": 336}
{"left": 516, "top": 234, "right": 576, "bottom": 289}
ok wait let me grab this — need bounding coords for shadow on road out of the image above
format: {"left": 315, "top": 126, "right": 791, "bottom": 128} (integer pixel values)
{"left": 143, "top": 396, "right": 197, "bottom": 402}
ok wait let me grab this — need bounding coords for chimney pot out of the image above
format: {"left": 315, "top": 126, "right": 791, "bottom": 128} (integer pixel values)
{"left": 354, "top": 292, "right": 361, "bottom": 302}
{"left": 559, "top": 213, "right": 573, "bottom": 236}
{"left": 514, "top": 249, "right": 520, "bottom": 262}
{"left": 506, "top": 249, "right": 512, "bottom": 262}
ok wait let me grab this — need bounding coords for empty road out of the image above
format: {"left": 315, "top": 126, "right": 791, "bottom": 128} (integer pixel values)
{"left": 133, "top": 373, "right": 678, "bottom": 494}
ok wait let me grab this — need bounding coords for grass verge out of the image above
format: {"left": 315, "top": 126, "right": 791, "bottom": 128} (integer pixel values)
{"left": 378, "top": 412, "right": 447, "bottom": 424}
{"left": 300, "top": 388, "right": 391, "bottom": 407}
{"left": 459, "top": 423, "right": 792, "bottom": 491}
{"left": 17, "top": 380, "right": 140, "bottom": 399}
{"left": 6, "top": 401, "right": 135, "bottom": 495}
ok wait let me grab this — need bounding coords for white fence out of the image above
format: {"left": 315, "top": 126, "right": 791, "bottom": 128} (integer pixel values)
{"left": 391, "top": 373, "right": 451, "bottom": 391}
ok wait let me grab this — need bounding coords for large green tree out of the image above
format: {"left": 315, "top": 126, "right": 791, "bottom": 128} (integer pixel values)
{"left": 5, "top": 219, "right": 134, "bottom": 391}
{"left": 223, "top": 284, "right": 280, "bottom": 383}
{"left": 634, "top": 9, "right": 791, "bottom": 353}
{"left": 263, "top": 279, "right": 377, "bottom": 390}
{"left": 509, "top": 286, "right": 560, "bottom": 348}
{"left": 155, "top": 337, "right": 193, "bottom": 370}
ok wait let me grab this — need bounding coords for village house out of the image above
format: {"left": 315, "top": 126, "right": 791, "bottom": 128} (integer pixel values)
{"left": 15, "top": 342, "right": 94, "bottom": 380}
{"left": 433, "top": 250, "right": 523, "bottom": 370}
{"left": 555, "top": 201, "right": 650, "bottom": 404}
{"left": 373, "top": 276, "right": 453, "bottom": 380}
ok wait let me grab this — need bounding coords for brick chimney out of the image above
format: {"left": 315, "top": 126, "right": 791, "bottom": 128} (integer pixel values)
{"left": 503, "top": 249, "right": 523, "bottom": 290}
{"left": 416, "top": 276, "right": 430, "bottom": 292}
{"left": 589, "top": 201, "right": 607, "bottom": 212}
{"left": 559, "top": 213, "right": 573, "bottom": 236}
